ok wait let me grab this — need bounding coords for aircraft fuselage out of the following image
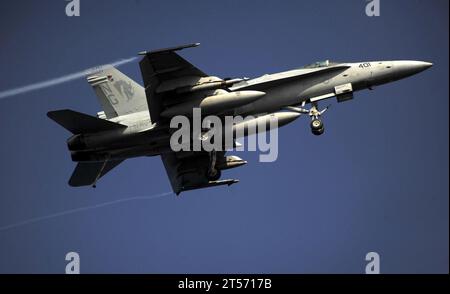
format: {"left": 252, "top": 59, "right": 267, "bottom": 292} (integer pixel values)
{"left": 69, "top": 60, "right": 432, "bottom": 162}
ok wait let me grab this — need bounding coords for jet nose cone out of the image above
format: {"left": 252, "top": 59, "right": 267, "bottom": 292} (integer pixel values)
{"left": 392, "top": 60, "right": 433, "bottom": 80}
{"left": 414, "top": 61, "right": 433, "bottom": 72}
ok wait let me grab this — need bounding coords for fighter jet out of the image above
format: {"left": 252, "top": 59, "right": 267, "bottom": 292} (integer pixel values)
{"left": 47, "top": 43, "right": 432, "bottom": 194}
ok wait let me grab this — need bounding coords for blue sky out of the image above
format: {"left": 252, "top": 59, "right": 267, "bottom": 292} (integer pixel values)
{"left": 0, "top": 0, "right": 448, "bottom": 273}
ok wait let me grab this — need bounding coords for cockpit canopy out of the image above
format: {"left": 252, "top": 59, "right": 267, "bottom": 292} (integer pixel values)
{"left": 302, "top": 60, "right": 340, "bottom": 69}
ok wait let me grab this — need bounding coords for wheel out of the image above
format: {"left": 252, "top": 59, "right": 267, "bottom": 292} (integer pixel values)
{"left": 310, "top": 119, "right": 323, "bottom": 131}
{"left": 312, "top": 126, "right": 325, "bottom": 136}
{"left": 206, "top": 169, "right": 221, "bottom": 181}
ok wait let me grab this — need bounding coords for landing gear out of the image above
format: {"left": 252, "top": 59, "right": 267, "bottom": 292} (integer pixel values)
{"left": 310, "top": 119, "right": 324, "bottom": 136}
{"left": 199, "top": 129, "right": 222, "bottom": 181}
{"left": 307, "top": 102, "right": 327, "bottom": 136}
{"left": 206, "top": 169, "right": 221, "bottom": 181}
{"left": 206, "top": 150, "right": 221, "bottom": 181}
{"left": 285, "top": 101, "right": 330, "bottom": 136}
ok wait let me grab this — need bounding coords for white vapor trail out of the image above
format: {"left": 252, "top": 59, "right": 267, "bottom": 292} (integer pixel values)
{"left": 0, "top": 191, "right": 172, "bottom": 232}
{"left": 0, "top": 56, "right": 138, "bottom": 100}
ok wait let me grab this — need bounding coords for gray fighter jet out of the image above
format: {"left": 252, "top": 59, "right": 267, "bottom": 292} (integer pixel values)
{"left": 47, "top": 43, "right": 432, "bottom": 194}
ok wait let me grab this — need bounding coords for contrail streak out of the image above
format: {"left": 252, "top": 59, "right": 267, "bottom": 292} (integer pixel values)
{"left": 0, "top": 56, "right": 138, "bottom": 100}
{"left": 0, "top": 191, "right": 172, "bottom": 232}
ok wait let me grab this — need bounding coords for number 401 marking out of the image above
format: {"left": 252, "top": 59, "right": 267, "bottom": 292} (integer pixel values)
{"left": 359, "top": 63, "right": 372, "bottom": 68}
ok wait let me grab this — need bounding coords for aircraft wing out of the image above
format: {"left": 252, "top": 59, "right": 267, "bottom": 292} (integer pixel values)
{"left": 161, "top": 151, "right": 239, "bottom": 195}
{"left": 139, "top": 43, "right": 208, "bottom": 123}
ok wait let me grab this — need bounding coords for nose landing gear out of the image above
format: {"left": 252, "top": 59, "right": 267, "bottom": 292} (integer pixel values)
{"left": 310, "top": 119, "right": 324, "bottom": 136}
{"left": 286, "top": 101, "right": 330, "bottom": 136}
{"left": 308, "top": 102, "right": 327, "bottom": 136}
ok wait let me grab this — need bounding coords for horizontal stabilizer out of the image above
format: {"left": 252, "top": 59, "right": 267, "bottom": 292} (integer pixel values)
{"left": 69, "top": 160, "right": 124, "bottom": 187}
{"left": 47, "top": 109, "right": 126, "bottom": 134}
